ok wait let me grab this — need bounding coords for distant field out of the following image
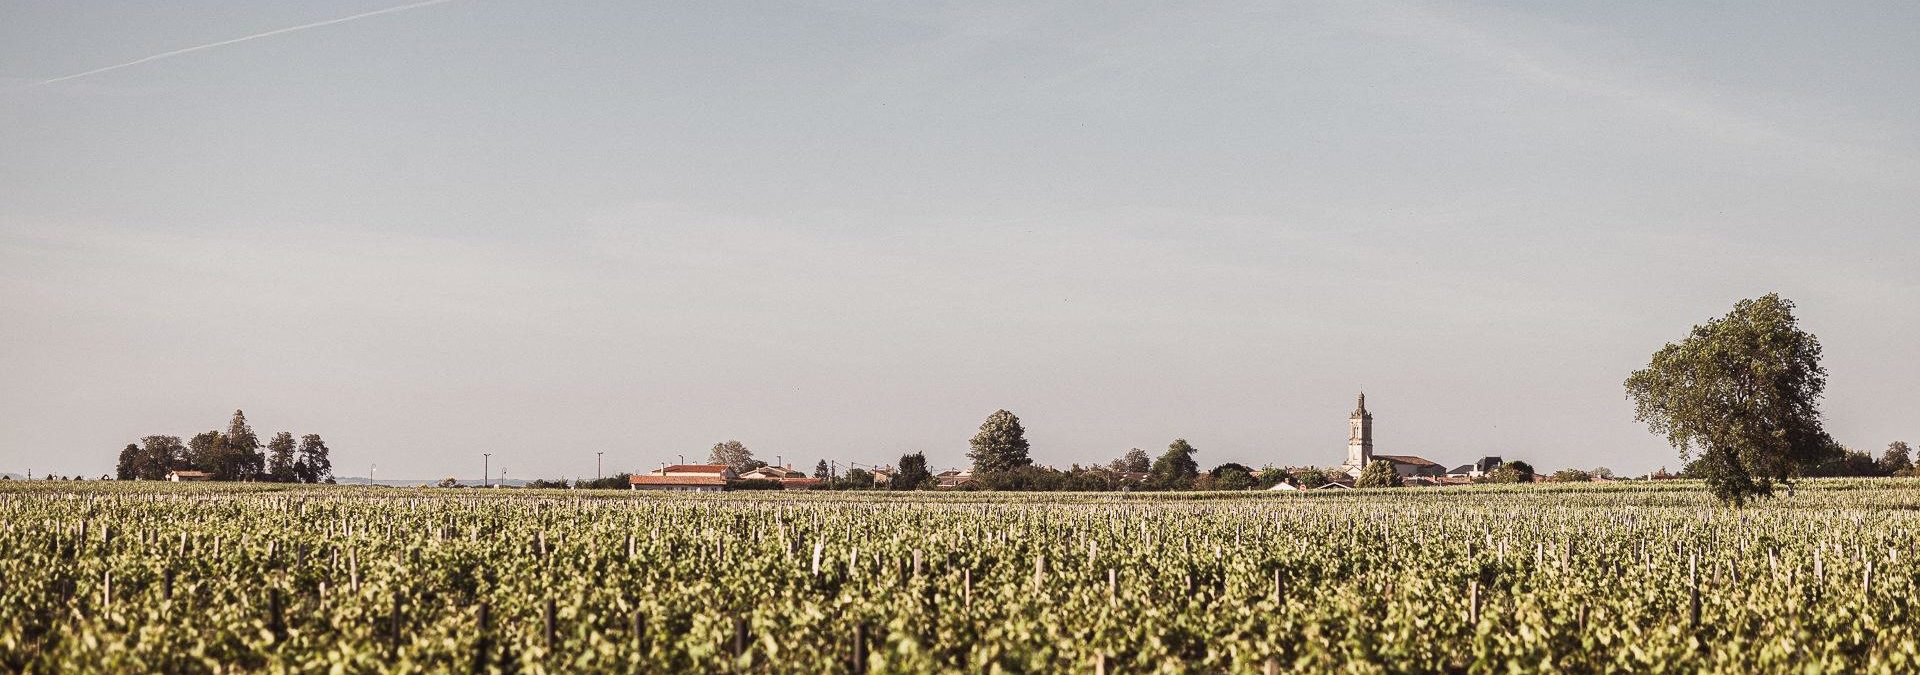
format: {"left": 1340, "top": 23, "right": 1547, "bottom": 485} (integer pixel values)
{"left": 3, "top": 480, "right": 1917, "bottom": 673}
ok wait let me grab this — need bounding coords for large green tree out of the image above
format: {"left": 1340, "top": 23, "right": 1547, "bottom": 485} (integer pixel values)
{"left": 1625, "top": 294, "right": 1841, "bottom": 506}
{"left": 1148, "top": 439, "right": 1200, "bottom": 489}
{"left": 968, "top": 410, "right": 1032, "bottom": 474}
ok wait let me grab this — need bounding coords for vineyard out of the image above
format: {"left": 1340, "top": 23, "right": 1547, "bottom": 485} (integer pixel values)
{"left": 3, "top": 480, "right": 1917, "bottom": 673}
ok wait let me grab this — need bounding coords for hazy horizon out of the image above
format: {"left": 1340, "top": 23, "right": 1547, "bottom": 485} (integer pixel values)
{"left": 4, "top": 1, "right": 1916, "bottom": 480}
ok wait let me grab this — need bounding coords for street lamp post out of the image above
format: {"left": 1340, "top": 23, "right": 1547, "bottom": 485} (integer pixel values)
{"left": 483, "top": 453, "right": 491, "bottom": 488}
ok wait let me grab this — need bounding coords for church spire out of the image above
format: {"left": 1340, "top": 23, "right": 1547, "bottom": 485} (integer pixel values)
{"left": 1353, "top": 392, "right": 1369, "bottom": 418}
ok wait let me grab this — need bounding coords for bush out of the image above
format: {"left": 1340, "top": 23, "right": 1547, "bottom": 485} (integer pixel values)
{"left": 729, "top": 478, "right": 785, "bottom": 491}
{"left": 1356, "top": 460, "right": 1402, "bottom": 488}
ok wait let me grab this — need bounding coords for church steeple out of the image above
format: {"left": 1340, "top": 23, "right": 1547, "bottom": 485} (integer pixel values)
{"left": 1344, "top": 391, "right": 1374, "bottom": 476}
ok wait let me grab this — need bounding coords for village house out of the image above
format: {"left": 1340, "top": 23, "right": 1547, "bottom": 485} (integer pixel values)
{"left": 1447, "top": 457, "right": 1503, "bottom": 479}
{"left": 737, "top": 464, "right": 822, "bottom": 489}
{"left": 630, "top": 463, "right": 734, "bottom": 492}
{"left": 934, "top": 469, "right": 975, "bottom": 489}
{"left": 167, "top": 470, "right": 213, "bottom": 482}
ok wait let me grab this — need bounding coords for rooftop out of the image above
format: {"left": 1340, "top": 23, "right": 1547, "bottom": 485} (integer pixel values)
{"left": 631, "top": 475, "right": 728, "bottom": 486}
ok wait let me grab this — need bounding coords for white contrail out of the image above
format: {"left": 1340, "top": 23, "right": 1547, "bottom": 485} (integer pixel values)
{"left": 33, "top": 0, "right": 460, "bottom": 86}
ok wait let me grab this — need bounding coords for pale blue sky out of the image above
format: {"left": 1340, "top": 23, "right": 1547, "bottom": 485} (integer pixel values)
{"left": 3, "top": 1, "right": 1916, "bottom": 480}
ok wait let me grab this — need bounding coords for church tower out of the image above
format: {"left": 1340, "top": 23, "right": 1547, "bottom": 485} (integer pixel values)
{"left": 1344, "top": 392, "right": 1373, "bottom": 476}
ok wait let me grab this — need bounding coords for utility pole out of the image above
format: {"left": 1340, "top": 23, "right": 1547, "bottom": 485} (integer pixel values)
{"left": 483, "top": 453, "right": 491, "bottom": 488}
{"left": 597, "top": 452, "right": 604, "bottom": 481}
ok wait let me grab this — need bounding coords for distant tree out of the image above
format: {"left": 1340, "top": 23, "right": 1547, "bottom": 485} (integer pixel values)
{"left": 266, "top": 432, "right": 297, "bottom": 483}
{"left": 1254, "top": 466, "right": 1290, "bottom": 489}
{"left": 186, "top": 430, "right": 227, "bottom": 475}
{"left": 115, "top": 444, "right": 141, "bottom": 480}
{"left": 1210, "top": 463, "right": 1255, "bottom": 490}
{"left": 1881, "top": 442, "right": 1913, "bottom": 476}
{"left": 524, "top": 478, "right": 571, "bottom": 489}
{"left": 1147, "top": 439, "right": 1201, "bottom": 490}
{"left": 1810, "top": 447, "right": 1881, "bottom": 477}
{"left": 1356, "top": 460, "right": 1402, "bottom": 488}
{"left": 842, "top": 468, "right": 875, "bottom": 489}
{"left": 1551, "top": 468, "right": 1593, "bottom": 483}
{"left": 1590, "top": 467, "right": 1615, "bottom": 480}
{"left": 576, "top": 473, "right": 632, "bottom": 490}
{"left": 1625, "top": 294, "right": 1841, "bottom": 506}
{"left": 968, "top": 410, "right": 1033, "bottom": 474}
{"left": 137, "top": 435, "right": 185, "bottom": 480}
{"left": 223, "top": 410, "right": 264, "bottom": 481}
{"left": 708, "top": 440, "right": 756, "bottom": 472}
{"left": 1487, "top": 460, "right": 1535, "bottom": 484}
{"left": 438, "top": 477, "right": 459, "bottom": 488}
{"left": 1110, "top": 448, "right": 1152, "bottom": 474}
{"left": 978, "top": 465, "right": 1071, "bottom": 491}
{"left": 1291, "top": 467, "right": 1333, "bottom": 489}
{"left": 895, "top": 452, "right": 932, "bottom": 491}
{"left": 813, "top": 460, "right": 831, "bottom": 480}
{"left": 729, "top": 478, "right": 784, "bottom": 491}
{"left": 293, "top": 434, "right": 332, "bottom": 484}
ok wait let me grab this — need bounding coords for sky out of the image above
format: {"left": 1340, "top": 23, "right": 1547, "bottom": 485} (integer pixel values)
{"left": 2, "top": 0, "right": 1916, "bottom": 481}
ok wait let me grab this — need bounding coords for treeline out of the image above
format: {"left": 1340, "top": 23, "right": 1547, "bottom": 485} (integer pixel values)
{"left": 521, "top": 475, "right": 632, "bottom": 490}
{"left": 114, "top": 410, "right": 334, "bottom": 483}
{"left": 829, "top": 411, "right": 1532, "bottom": 492}
{"left": 700, "top": 410, "right": 1551, "bottom": 493}
{"left": 1675, "top": 441, "right": 1913, "bottom": 480}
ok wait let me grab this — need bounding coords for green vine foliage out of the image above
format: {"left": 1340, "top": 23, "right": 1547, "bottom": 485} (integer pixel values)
{"left": 2, "top": 480, "right": 1918, "bottom": 673}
